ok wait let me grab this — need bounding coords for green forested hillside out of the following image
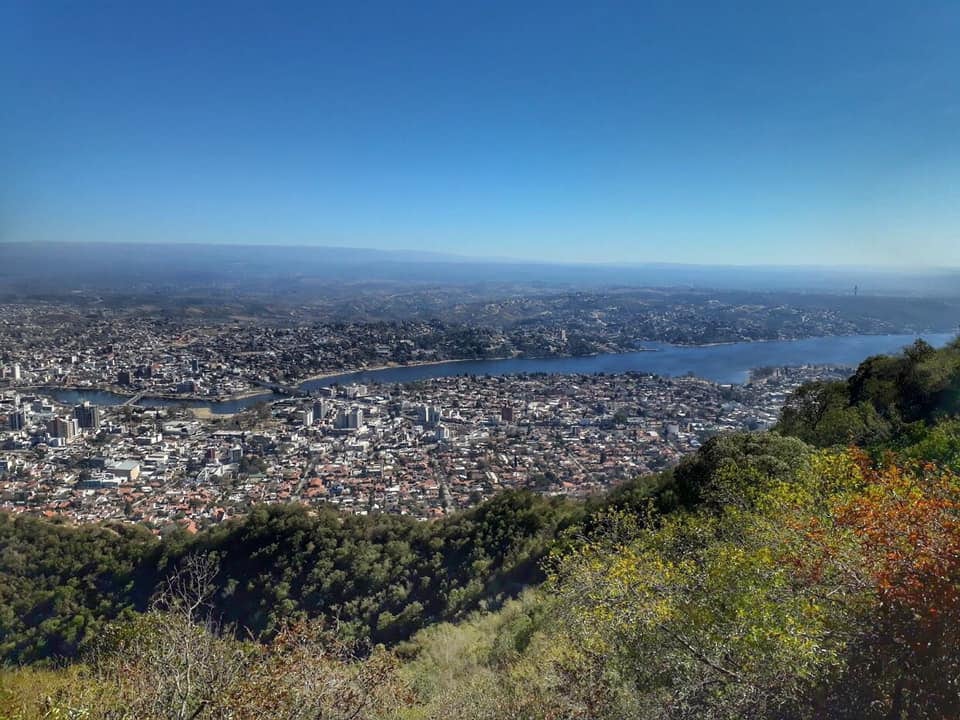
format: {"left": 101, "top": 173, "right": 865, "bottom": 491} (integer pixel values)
{"left": 777, "top": 337, "right": 960, "bottom": 447}
{"left": 166, "top": 490, "right": 581, "bottom": 646}
{"left": 0, "top": 491, "right": 580, "bottom": 664}
{"left": 0, "top": 517, "right": 154, "bottom": 663}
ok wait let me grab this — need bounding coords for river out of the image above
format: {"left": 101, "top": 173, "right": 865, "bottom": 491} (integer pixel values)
{"left": 40, "top": 332, "right": 956, "bottom": 414}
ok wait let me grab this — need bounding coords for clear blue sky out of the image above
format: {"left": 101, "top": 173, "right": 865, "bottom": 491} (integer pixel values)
{"left": 3, "top": 1, "right": 959, "bottom": 266}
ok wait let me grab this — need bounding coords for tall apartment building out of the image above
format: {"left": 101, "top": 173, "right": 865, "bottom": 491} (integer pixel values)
{"left": 73, "top": 402, "right": 101, "bottom": 430}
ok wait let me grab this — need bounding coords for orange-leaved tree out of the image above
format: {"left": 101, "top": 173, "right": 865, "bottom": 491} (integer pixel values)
{"left": 804, "top": 451, "right": 960, "bottom": 719}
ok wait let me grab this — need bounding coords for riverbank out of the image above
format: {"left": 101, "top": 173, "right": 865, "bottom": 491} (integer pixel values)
{"left": 291, "top": 357, "right": 476, "bottom": 386}
{"left": 296, "top": 332, "right": 956, "bottom": 390}
{"left": 27, "top": 332, "right": 956, "bottom": 414}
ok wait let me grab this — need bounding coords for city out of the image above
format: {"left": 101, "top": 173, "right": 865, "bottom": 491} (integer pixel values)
{"left": 1, "top": 353, "right": 847, "bottom": 528}
{"left": 0, "top": 299, "right": 927, "bottom": 529}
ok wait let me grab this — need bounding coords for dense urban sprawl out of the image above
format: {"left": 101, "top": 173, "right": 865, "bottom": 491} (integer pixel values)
{"left": 1, "top": 363, "right": 847, "bottom": 529}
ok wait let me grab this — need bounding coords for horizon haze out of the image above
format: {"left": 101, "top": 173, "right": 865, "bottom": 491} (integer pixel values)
{"left": 4, "top": 241, "right": 960, "bottom": 297}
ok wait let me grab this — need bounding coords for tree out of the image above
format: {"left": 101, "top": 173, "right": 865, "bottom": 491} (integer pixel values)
{"left": 798, "top": 454, "right": 960, "bottom": 718}
{"left": 547, "top": 500, "right": 849, "bottom": 720}
{"left": 227, "top": 622, "right": 412, "bottom": 720}
{"left": 91, "top": 555, "right": 252, "bottom": 720}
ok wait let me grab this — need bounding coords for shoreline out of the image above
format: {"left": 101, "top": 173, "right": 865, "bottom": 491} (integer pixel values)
{"left": 292, "top": 357, "right": 477, "bottom": 386}
{"left": 15, "top": 330, "right": 953, "bottom": 406}
{"left": 284, "top": 329, "right": 957, "bottom": 388}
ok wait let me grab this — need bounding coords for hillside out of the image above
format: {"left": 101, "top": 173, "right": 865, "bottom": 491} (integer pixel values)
{"left": 777, "top": 337, "right": 960, "bottom": 450}
{"left": 0, "top": 491, "right": 585, "bottom": 665}
{"left": 2, "top": 339, "right": 960, "bottom": 718}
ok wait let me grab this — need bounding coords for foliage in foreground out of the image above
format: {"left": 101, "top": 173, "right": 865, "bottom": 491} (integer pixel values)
{"left": 3, "top": 446, "right": 959, "bottom": 719}
{"left": 1, "top": 557, "right": 412, "bottom": 720}
{"left": 402, "top": 449, "right": 960, "bottom": 719}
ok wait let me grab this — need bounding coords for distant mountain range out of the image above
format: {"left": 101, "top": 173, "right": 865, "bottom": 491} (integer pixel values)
{"left": 2, "top": 241, "right": 959, "bottom": 296}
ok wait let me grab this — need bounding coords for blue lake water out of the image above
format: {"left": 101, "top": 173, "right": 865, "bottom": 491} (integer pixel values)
{"left": 300, "top": 332, "right": 956, "bottom": 389}
{"left": 41, "top": 332, "right": 956, "bottom": 413}
{"left": 40, "top": 389, "right": 275, "bottom": 414}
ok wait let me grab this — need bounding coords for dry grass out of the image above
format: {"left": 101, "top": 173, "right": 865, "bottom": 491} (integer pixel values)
{"left": 0, "top": 666, "right": 97, "bottom": 719}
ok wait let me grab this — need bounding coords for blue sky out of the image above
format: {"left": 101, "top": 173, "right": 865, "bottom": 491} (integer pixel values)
{"left": 3, "top": 1, "right": 960, "bottom": 266}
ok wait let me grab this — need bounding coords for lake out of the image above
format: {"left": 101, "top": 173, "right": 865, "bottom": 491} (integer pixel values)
{"left": 42, "top": 332, "right": 956, "bottom": 413}
{"left": 40, "top": 390, "right": 275, "bottom": 415}
{"left": 300, "top": 332, "right": 956, "bottom": 389}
